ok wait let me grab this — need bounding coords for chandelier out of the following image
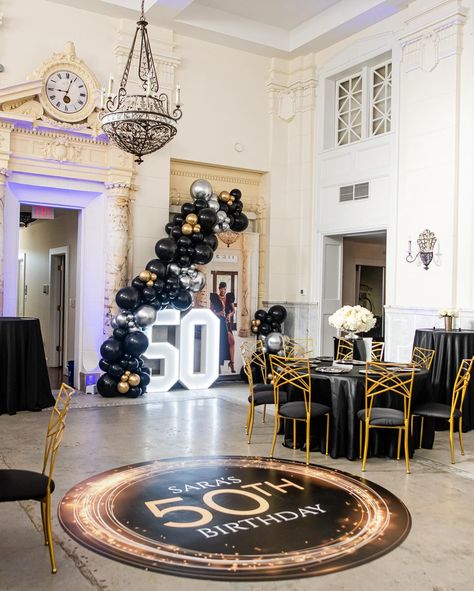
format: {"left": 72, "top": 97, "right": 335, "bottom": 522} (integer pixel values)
{"left": 100, "top": 0, "right": 182, "bottom": 164}
{"left": 218, "top": 229, "right": 239, "bottom": 247}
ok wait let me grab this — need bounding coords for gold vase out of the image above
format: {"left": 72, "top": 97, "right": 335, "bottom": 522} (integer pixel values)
{"left": 444, "top": 316, "right": 453, "bottom": 331}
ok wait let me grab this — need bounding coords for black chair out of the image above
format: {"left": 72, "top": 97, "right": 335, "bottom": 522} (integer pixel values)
{"left": 0, "top": 384, "right": 75, "bottom": 573}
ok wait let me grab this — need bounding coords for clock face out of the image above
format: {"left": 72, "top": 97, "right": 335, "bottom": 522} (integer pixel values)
{"left": 45, "top": 70, "right": 89, "bottom": 115}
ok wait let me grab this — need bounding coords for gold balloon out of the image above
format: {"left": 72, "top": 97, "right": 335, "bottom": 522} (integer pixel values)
{"left": 117, "top": 381, "right": 130, "bottom": 394}
{"left": 125, "top": 370, "right": 131, "bottom": 376}
{"left": 146, "top": 280, "right": 154, "bottom": 287}
{"left": 193, "top": 224, "right": 201, "bottom": 233}
{"left": 255, "top": 319, "right": 261, "bottom": 326}
{"left": 251, "top": 326, "right": 259, "bottom": 334}
{"left": 186, "top": 213, "right": 198, "bottom": 226}
{"left": 120, "top": 374, "right": 129, "bottom": 382}
{"left": 139, "top": 270, "right": 152, "bottom": 282}
{"left": 128, "top": 373, "right": 141, "bottom": 387}
{"left": 182, "top": 223, "right": 193, "bottom": 235}
{"left": 150, "top": 273, "right": 158, "bottom": 281}
{"left": 219, "top": 191, "right": 231, "bottom": 202}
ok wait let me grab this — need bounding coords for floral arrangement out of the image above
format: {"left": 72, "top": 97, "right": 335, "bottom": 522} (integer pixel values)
{"left": 438, "top": 308, "right": 459, "bottom": 318}
{"left": 328, "top": 305, "right": 377, "bottom": 335}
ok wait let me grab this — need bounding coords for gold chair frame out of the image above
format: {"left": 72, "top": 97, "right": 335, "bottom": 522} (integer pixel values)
{"left": 412, "top": 357, "right": 473, "bottom": 464}
{"left": 371, "top": 341, "right": 385, "bottom": 361}
{"left": 41, "top": 383, "right": 75, "bottom": 573}
{"left": 269, "top": 355, "right": 330, "bottom": 465}
{"left": 336, "top": 338, "right": 353, "bottom": 361}
{"left": 282, "top": 337, "right": 314, "bottom": 358}
{"left": 411, "top": 346, "right": 436, "bottom": 370}
{"left": 240, "top": 340, "right": 270, "bottom": 443}
{"left": 359, "top": 363, "right": 414, "bottom": 474}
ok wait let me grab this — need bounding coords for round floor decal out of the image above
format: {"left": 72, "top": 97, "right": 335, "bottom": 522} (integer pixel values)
{"left": 58, "top": 456, "right": 411, "bottom": 580}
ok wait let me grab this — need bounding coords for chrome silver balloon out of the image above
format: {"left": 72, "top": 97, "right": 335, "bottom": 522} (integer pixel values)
{"left": 126, "top": 313, "right": 135, "bottom": 322}
{"left": 190, "top": 179, "right": 213, "bottom": 201}
{"left": 134, "top": 304, "right": 157, "bottom": 327}
{"left": 208, "top": 197, "right": 220, "bottom": 212}
{"left": 213, "top": 224, "right": 222, "bottom": 234}
{"left": 115, "top": 313, "right": 129, "bottom": 328}
{"left": 216, "top": 210, "right": 226, "bottom": 223}
{"left": 110, "top": 317, "right": 118, "bottom": 329}
{"left": 266, "top": 332, "right": 284, "bottom": 353}
{"left": 179, "top": 274, "right": 192, "bottom": 289}
{"left": 190, "top": 271, "right": 206, "bottom": 292}
{"left": 221, "top": 222, "right": 230, "bottom": 231}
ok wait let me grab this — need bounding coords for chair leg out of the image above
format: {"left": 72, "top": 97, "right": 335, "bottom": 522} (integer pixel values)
{"left": 404, "top": 426, "right": 410, "bottom": 474}
{"left": 262, "top": 404, "right": 266, "bottom": 424}
{"left": 247, "top": 403, "right": 255, "bottom": 444}
{"left": 410, "top": 414, "right": 414, "bottom": 436}
{"left": 293, "top": 419, "right": 297, "bottom": 450}
{"left": 359, "top": 421, "right": 363, "bottom": 459}
{"left": 419, "top": 416, "right": 424, "bottom": 449}
{"left": 245, "top": 404, "right": 251, "bottom": 435}
{"left": 305, "top": 419, "right": 310, "bottom": 465}
{"left": 362, "top": 423, "right": 370, "bottom": 472}
{"left": 40, "top": 501, "right": 48, "bottom": 546}
{"left": 325, "top": 413, "right": 330, "bottom": 456}
{"left": 397, "top": 429, "right": 402, "bottom": 460}
{"left": 44, "top": 494, "right": 57, "bottom": 574}
{"left": 459, "top": 417, "right": 465, "bottom": 455}
{"left": 449, "top": 418, "right": 455, "bottom": 464}
{"left": 270, "top": 412, "right": 279, "bottom": 458}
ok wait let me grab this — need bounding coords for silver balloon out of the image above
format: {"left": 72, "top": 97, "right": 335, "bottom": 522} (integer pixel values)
{"left": 134, "top": 304, "right": 157, "bottom": 327}
{"left": 190, "top": 271, "right": 206, "bottom": 292}
{"left": 168, "top": 262, "right": 180, "bottom": 275}
{"left": 115, "top": 313, "right": 129, "bottom": 328}
{"left": 213, "top": 224, "right": 222, "bottom": 234}
{"left": 190, "top": 179, "right": 213, "bottom": 201}
{"left": 224, "top": 216, "right": 230, "bottom": 223}
{"left": 216, "top": 210, "right": 226, "bottom": 223}
{"left": 179, "top": 275, "right": 192, "bottom": 289}
{"left": 128, "top": 321, "right": 136, "bottom": 329}
{"left": 208, "top": 197, "right": 220, "bottom": 212}
{"left": 266, "top": 332, "right": 284, "bottom": 353}
{"left": 221, "top": 222, "right": 230, "bottom": 231}
{"left": 126, "top": 313, "right": 135, "bottom": 322}
{"left": 110, "top": 317, "right": 118, "bottom": 329}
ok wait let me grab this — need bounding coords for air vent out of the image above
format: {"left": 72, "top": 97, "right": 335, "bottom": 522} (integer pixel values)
{"left": 339, "top": 182, "right": 369, "bottom": 202}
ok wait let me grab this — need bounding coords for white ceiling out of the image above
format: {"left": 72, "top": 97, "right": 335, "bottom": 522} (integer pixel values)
{"left": 49, "top": 0, "right": 413, "bottom": 56}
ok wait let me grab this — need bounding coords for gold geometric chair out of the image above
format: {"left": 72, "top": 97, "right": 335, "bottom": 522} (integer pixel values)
{"left": 411, "top": 346, "right": 435, "bottom": 370}
{"left": 283, "top": 337, "right": 314, "bottom": 358}
{"left": 411, "top": 357, "right": 474, "bottom": 463}
{"left": 240, "top": 341, "right": 284, "bottom": 443}
{"left": 336, "top": 337, "right": 353, "bottom": 361}
{"left": 371, "top": 341, "right": 385, "bottom": 361}
{"left": 358, "top": 363, "right": 415, "bottom": 473}
{"left": 269, "top": 355, "right": 330, "bottom": 465}
{"left": 0, "top": 383, "right": 75, "bottom": 573}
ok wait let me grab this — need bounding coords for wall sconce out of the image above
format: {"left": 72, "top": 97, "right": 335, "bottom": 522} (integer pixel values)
{"left": 406, "top": 229, "right": 437, "bottom": 270}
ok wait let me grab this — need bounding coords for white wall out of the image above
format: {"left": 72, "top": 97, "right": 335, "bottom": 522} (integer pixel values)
{"left": 18, "top": 209, "right": 78, "bottom": 364}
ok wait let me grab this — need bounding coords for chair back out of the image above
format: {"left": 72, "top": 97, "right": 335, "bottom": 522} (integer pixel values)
{"left": 42, "top": 383, "right": 75, "bottom": 491}
{"left": 363, "top": 362, "right": 414, "bottom": 422}
{"left": 336, "top": 338, "right": 353, "bottom": 361}
{"left": 282, "top": 337, "right": 314, "bottom": 358}
{"left": 451, "top": 357, "right": 474, "bottom": 416}
{"left": 411, "top": 346, "right": 435, "bottom": 370}
{"left": 269, "top": 355, "right": 311, "bottom": 413}
{"left": 371, "top": 341, "right": 385, "bottom": 361}
{"left": 240, "top": 340, "right": 259, "bottom": 365}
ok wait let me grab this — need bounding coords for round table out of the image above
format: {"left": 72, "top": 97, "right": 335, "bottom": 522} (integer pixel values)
{"left": 0, "top": 317, "right": 54, "bottom": 415}
{"left": 285, "top": 361, "right": 432, "bottom": 460}
{"left": 413, "top": 328, "right": 474, "bottom": 431}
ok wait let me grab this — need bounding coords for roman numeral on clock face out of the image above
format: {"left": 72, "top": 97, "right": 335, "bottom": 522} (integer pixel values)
{"left": 45, "top": 70, "right": 89, "bottom": 115}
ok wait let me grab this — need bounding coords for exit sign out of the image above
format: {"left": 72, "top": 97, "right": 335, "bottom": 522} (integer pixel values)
{"left": 32, "top": 206, "right": 54, "bottom": 219}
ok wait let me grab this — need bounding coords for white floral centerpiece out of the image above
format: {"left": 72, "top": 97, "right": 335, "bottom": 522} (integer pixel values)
{"left": 328, "top": 305, "right": 377, "bottom": 338}
{"left": 438, "top": 308, "right": 459, "bottom": 331}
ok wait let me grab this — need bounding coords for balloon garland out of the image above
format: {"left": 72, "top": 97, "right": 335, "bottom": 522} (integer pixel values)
{"left": 250, "top": 305, "right": 287, "bottom": 337}
{"left": 97, "top": 180, "right": 249, "bottom": 398}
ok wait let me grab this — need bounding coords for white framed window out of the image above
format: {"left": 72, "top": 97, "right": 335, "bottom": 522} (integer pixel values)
{"left": 334, "top": 60, "right": 392, "bottom": 147}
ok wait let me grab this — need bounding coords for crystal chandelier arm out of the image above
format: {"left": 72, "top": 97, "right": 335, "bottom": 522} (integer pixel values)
{"left": 139, "top": 27, "right": 159, "bottom": 92}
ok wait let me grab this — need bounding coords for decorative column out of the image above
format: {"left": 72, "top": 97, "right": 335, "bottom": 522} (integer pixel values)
{"left": 255, "top": 197, "right": 267, "bottom": 306}
{"left": 238, "top": 234, "right": 251, "bottom": 338}
{"left": 103, "top": 182, "right": 132, "bottom": 337}
{"left": 0, "top": 168, "right": 8, "bottom": 315}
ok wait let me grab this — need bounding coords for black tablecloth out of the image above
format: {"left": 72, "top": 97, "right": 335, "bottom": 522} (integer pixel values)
{"left": 285, "top": 363, "right": 432, "bottom": 460}
{"left": 0, "top": 317, "right": 54, "bottom": 415}
{"left": 413, "top": 329, "right": 474, "bottom": 431}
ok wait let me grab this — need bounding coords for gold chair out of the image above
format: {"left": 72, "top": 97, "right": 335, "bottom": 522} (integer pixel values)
{"left": 240, "top": 341, "right": 278, "bottom": 443}
{"left": 336, "top": 337, "right": 353, "bottom": 361}
{"left": 0, "top": 383, "right": 75, "bottom": 573}
{"left": 283, "top": 337, "right": 314, "bottom": 358}
{"left": 358, "top": 363, "right": 414, "bottom": 473}
{"left": 371, "top": 341, "right": 385, "bottom": 361}
{"left": 269, "top": 355, "right": 330, "bottom": 465}
{"left": 411, "top": 357, "right": 474, "bottom": 463}
{"left": 411, "top": 346, "right": 435, "bottom": 370}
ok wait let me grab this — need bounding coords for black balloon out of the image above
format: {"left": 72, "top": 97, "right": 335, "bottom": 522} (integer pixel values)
{"left": 181, "top": 202, "right": 196, "bottom": 216}
{"left": 142, "top": 286, "right": 157, "bottom": 302}
{"left": 268, "top": 304, "right": 287, "bottom": 323}
{"left": 99, "top": 359, "right": 110, "bottom": 372}
{"left": 166, "top": 275, "right": 180, "bottom": 290}
{"left": 259, "top": 323, "right": 272, "bottom": 336}
{"left": 123, "top": 331, "right": 149, "bottom": 356}
{"left": 170, "top": 227, "right": 182, "bottom": 241}
{"left": 198, "top": 208, "right": 217, "bottom": 231}
{"left": 194, "top": 198, "right": 208, "bottom": 210}
{"left": 165, "top": 222, "right": 175, "bottom": 235}
{"left": 128, "top": 357, "right": 140, "bottom": 371}
{"left": 172, "top": 290, "right": 193, "bottom": 311}
{"left": 173, "top": 214, "right": 184, "bottom": 225}
{"left": 126, "top": 386, "right": 142, "bottom": 398}
{"left": 255, "top": 309, "right": 267, "bottom": 322}
{"left": 146, "top": 259, "right": 167, "bottom": 278}
{"left": 230, "top": 213, "right": 249, "bottom": 232}
{"left": 131, "top": 277, "right": 144, "bottom": 290}
{"left": 108, "top": 363, "right": 124, "bottom": 379}
{"left": 100, "top": 338, "right": 123, "bottom": 362}
{"left": 203, "top": 234, "right": 218, "bottom": 251}
{"left": 177, "top": 236, "right": 192, "bottom": 249}
{"left": 113, "top": 328, "right": 129, "bottom": 340}
{"left": 154, "top": 278, "right": 165, "bottom": 293}
{"left": 96, "top": 374, "right": 118, "bottom": 397}
{"left": 230, "top": 188, "right": 242, "bottom": 200}
{"left": 116, "top": 286, "right": 141, "bottom": 310}
{"left": 155, "top": 238, "right": 178, "bottom": 263}
{"left": 191, "top": 232, "right": 204, "bottom": 243}
{"left": 271, "top": 322, "right": 282, "bottom": 332}
{"left": 193, "top": 243, "right": 213, "bottom": 265}
{"left": 140, "top": 372, "right": 151, "bottom": 387}
{"left": 178, "top": 255, "right": 192, "bottom": 268}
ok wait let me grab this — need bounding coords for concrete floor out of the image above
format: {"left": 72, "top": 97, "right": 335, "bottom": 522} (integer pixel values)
{"left": 1, "top": 383, "right": 474, "bottom": 591}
